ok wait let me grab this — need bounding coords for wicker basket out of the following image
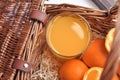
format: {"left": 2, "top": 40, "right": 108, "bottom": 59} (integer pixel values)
{"left": 0, "top": 0, "right": 119, "bottom": 80}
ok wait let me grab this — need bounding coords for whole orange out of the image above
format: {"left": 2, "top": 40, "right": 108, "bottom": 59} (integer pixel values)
{"left": 82, "top": 38, "right": 108, "bottom": 67}
{"left": 59, "top": 59, "right": 88, "bottom": 80}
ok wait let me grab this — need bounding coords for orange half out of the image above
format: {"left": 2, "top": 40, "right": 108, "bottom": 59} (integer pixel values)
{"left": 83, "top": 67, "right": 119, "bottom": 80}
{"left": 105, "top": 28, "right": 115, "bottom": 52}
{"left": 83, "top": 67, "right": 103, "bottom": 80}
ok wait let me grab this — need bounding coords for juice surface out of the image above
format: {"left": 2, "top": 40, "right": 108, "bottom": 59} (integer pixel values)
{"left": 46, "top": 13, "right": 90, "bottom": 57}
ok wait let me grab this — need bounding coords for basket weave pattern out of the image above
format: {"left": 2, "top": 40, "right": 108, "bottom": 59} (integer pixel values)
{"left": 0, "top": 0, "right": 45, "bottom": 79}
{"left": 0, "top": 0, "right": 118, "bottom": 80}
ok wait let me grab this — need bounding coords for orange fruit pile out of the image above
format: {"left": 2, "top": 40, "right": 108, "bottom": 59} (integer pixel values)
{"left": 58, "top": 38, "right": 119, "bottom": 80}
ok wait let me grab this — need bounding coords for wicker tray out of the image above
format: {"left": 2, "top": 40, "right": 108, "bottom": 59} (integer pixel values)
{"left": 0, "top": 0, "right": 119, "bottom": 80}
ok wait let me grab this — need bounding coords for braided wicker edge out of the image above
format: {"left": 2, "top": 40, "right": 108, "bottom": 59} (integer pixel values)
{"left": 0, "top": 0, "right": 118, "bottom": 80}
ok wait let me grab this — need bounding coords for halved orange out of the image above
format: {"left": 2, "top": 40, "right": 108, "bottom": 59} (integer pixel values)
{"left": 83, "top": 67, "right": 119, "bottom": 80}
{"left": 105, "top": 28, "right": 115, "bottom": 52}
{"left": 83, "top": 67, "right": 102, "bottom": 80}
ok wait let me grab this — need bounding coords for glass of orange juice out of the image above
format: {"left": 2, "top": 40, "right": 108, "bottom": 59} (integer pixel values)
{"left": 46, "top": 12, "right": 91, "bottom": 59}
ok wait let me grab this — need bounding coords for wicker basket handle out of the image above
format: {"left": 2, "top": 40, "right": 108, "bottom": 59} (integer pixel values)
{"left": 100, "top": 0, "right": 120, "bottom": 80}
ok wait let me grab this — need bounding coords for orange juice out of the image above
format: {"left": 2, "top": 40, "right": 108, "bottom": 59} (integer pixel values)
{"left": 46, "top": 13, "right": 91, "bottom": 58}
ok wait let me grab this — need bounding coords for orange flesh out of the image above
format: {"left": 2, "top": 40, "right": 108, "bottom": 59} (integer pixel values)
{"left": 46, "top": 13, "right": 90, "bottom": 57}
{"left": 86, "top": 70, "right": 99, "bottom": 80}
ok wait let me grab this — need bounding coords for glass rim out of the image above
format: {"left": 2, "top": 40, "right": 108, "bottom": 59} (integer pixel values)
{"left": 46, "top": 12, "right": 92, "bottom": 58}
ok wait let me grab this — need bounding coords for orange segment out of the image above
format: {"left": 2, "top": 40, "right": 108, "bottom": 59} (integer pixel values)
{"left": 83, "top": 67, "right": 119, "bottom": 80}
{"left": 86, "top": 70, "right": 100, "bottom": 80}
{"left": 105, "top": 28, "right": 115, "bottom": 52}
{"left": 83, "top": 67, "right": 103, "bottom": 80}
